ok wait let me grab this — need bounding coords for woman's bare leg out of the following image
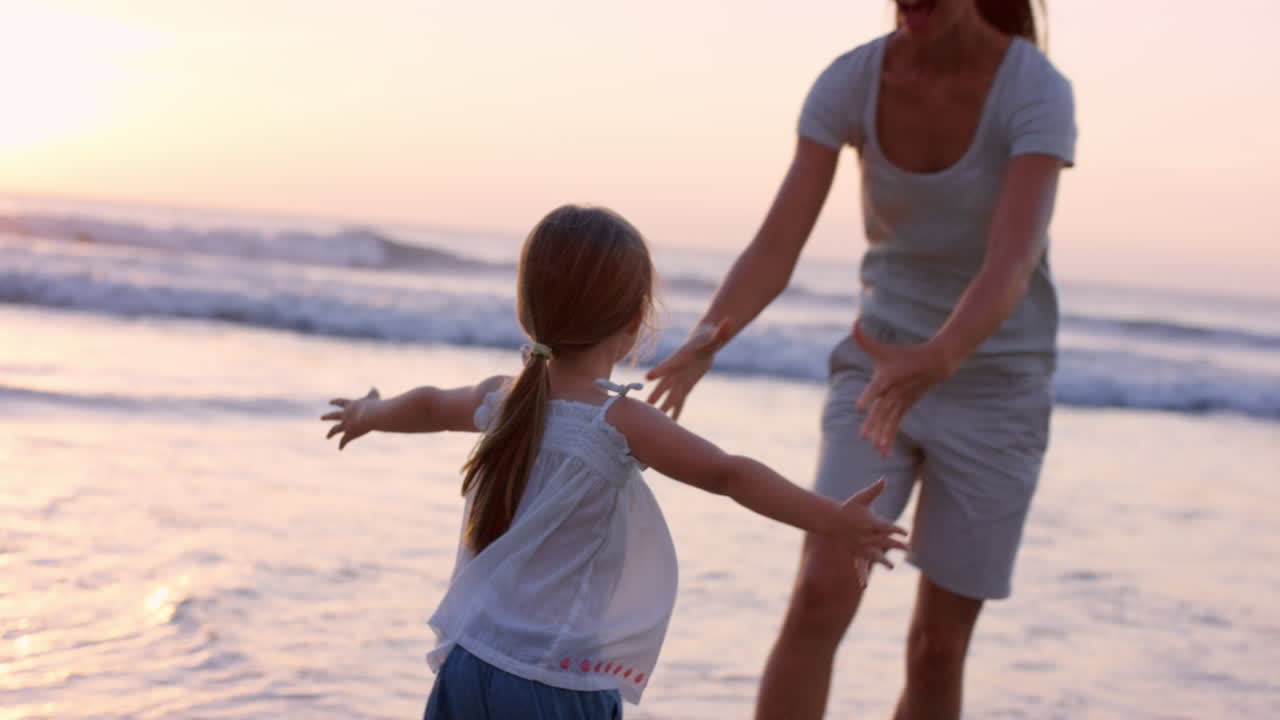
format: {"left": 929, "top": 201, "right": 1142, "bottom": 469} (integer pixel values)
{"left": 756, "top": 547, "right": 986, "bottom": 720}
{"left": 893, "top": 576, "right": 984, "bottom": 720}
{"left": 754, "top": 533, "right": 867, "bottom": 720}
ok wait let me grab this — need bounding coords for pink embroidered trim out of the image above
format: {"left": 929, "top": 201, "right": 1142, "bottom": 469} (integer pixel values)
{"left": 555, "top": 658, "right": 648, "bottom": 683}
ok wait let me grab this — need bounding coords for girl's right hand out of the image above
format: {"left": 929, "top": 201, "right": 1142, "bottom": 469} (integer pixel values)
{"left": 838, "top": 477, "right": 909, "bottom": 586}
{"left": 645, "top": 319, "right": 732, "bottom": 420}
{"left": 322, "top": 387, "right": 381, "bottom": 450}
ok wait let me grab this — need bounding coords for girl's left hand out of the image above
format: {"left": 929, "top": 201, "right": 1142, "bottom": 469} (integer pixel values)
{"left": 853, "top": 323, "right": 954, "bottom": 457}
{"left": 322, "top": 387, "right": 380, "bottom": 450}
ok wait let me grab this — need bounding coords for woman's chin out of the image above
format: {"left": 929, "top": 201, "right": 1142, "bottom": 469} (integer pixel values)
{"left": 896, "top": 0, "right": 937, "bottom": 36}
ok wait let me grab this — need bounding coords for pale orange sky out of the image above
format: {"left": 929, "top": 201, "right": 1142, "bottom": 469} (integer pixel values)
{"left": 1, "top": 1, "right": 1276, "bottom": 294}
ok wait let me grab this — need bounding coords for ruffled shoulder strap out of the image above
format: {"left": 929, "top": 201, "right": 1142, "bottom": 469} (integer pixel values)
{"left": 589, "top": 378, "right": 646, "bottom": 469}
{"left": 591, "top": 378, "right": 643, "bottom": 423}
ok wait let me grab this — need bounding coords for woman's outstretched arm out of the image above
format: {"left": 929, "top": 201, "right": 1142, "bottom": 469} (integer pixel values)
{"left": 646, "top": 137, "right": 839, "bottom": 418}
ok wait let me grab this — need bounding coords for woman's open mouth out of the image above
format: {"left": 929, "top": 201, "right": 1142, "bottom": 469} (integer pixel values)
{"left": 896, "top": 0, "right": 937, "bottom": 32}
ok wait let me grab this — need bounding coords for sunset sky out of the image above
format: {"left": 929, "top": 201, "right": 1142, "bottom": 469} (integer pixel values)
{"left": 0, "top": 1, "right": 1276, "bottom": 295}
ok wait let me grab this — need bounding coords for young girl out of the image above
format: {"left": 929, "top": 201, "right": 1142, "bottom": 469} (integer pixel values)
{"left": 321, "top": 205, "right": 907, "bottom": 719}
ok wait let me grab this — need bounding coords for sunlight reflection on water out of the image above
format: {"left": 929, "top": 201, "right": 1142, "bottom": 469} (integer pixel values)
{"left": 1, "top": 307, "right": 1278, "bottom": 719}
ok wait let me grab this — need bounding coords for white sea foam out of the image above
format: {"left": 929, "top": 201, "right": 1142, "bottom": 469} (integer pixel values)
{"left": 0, "top": 212, "right": 493, "bottom": 271}
{"left": 4, "top": 202, "right": 1280, "bottom": 423}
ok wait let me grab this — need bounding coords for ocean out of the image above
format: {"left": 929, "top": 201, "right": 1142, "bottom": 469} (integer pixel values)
{"left": 2, "top": 197, "right": 1277, "bottom": 719}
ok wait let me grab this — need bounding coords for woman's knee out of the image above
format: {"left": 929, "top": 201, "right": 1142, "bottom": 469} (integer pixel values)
{"left": 785, "top": 541, "right": 865, "bottom": 632}
{"left": 904, "top": 621, "right": 972, "bottom": 680}
{"left": 903, "top": 578, "right": 983, "bottom": 680}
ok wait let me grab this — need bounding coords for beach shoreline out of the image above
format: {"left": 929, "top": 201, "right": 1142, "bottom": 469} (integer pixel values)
{"left": 3, "top": 308, "right": 1277, "bottom": 718}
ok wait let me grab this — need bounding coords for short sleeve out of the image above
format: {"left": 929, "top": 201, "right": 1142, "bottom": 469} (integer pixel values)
{"left": 797, "top": 43, "right": 878, "bottom": 151}
{"left": 1006, "top": 54, "right": 1077, "bottom": 167}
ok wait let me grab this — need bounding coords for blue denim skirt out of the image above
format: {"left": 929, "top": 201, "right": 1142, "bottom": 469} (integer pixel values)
{"left": 424, "top": 645, "right": 623, "bottom": 720}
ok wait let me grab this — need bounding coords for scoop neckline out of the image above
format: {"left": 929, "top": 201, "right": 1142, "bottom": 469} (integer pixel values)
{"left": 867, "top": 34, "right": 1022, "bottom": 179}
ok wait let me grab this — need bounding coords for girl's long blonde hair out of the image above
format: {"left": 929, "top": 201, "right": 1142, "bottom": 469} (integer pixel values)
{"left": 460, "top": 205, "right": 655, "bottom": 552}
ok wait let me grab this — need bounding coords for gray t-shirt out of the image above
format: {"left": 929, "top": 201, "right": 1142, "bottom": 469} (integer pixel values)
{"left": 799, "top": 35, "right": 1076, "bottom": 374}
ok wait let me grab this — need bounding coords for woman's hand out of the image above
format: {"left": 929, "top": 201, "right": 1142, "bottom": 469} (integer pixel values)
{"left": 322, "top": 387, "right": 381, "bottom": 450}
{"left": 854, "top": 322, "right": 956, "bottom": 457}
{"left": 645, "top": 319, "right": 732, "bottom": 420}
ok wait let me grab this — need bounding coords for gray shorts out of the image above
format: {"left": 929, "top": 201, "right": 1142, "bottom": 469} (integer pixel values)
{"left": 815, "top": 335, "right": 1053, "bottom": 600}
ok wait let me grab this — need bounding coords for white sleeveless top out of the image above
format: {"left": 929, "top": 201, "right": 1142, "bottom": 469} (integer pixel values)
{"left": 427, "top": 380, "right": 678, "bottom": 705}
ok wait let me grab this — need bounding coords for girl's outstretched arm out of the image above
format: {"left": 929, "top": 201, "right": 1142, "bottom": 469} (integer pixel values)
{"left": 609, "top": 396, "right": 907, "bottom": 581}
{"left": 323, "top": 375, "right": 509, "bottom": 450}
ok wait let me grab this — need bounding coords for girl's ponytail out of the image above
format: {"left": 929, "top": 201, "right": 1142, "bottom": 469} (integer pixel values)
{"left": 460, "top": 347, "right": 552, "bottom": 552}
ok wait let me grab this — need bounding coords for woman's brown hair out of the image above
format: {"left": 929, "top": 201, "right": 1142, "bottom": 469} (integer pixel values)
{"left": 976, "top": 0, "right": 1046, "bottom": 48}
{"left": 893, "top": 1, "right": 1047, "bottom": 48}
{"left": 459, "top": 205, "right": 655, "bottom": 552}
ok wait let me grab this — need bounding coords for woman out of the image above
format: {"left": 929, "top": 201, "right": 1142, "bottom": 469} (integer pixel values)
{"left": 645, "top": 1, "right": 1075, "bottom": 718}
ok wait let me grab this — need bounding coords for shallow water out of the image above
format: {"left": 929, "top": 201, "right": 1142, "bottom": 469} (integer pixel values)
{"left": 2, "top": 305, "right": 1278, "bottom": 718}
